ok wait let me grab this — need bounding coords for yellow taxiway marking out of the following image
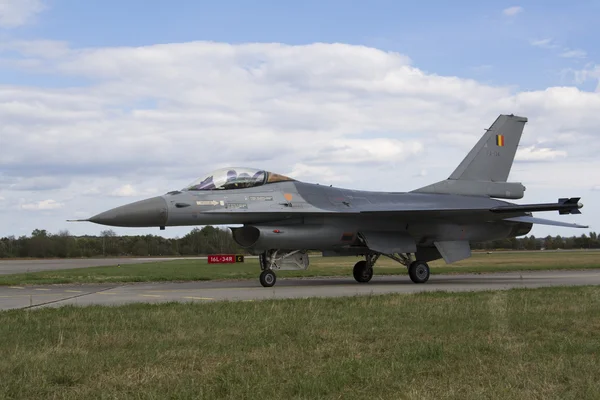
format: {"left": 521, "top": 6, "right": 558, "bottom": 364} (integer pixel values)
{"left": 184, "top": 296, "right": 214, "bottom": 300}
{"left": 65, "top": 290, "right": 83, "bottom": 293}
{"left": 140, "top": 294, "right": 161, "bottom": 298}
{"left": 9, "top": 286, "right": 24, "bottom": 289}
{"left": 98, "top": 292, "right": 117, "bottom": 295}
{"left": 34, "top": 288, "right": 51, "bottom": 291}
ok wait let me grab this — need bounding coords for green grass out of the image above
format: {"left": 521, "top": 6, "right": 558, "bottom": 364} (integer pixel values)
{"left": 1, "top": 250, "right": 599, "bottom": 286}
{"left": 1, "top": 286, "right": 600, "bottom": 399}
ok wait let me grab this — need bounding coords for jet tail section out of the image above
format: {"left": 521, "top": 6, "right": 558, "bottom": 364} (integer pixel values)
{"left": 449, "top": 114, "right": 527, "bottom": 182}
{"left": 412, "top": 114, "right": 528, "bottom": 199}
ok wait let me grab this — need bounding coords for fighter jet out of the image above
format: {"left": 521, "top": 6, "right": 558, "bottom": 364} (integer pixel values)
{"left": 77, "top": 114, "right": 588, "bottom": 287}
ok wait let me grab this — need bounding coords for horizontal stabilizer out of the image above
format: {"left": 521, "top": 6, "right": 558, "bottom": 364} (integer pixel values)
{"left": 490, "top": 197, "right": 583, "bottom": 215}
{"left": 434, "top": 241, "right": 472, "bottom": 264}
{"left": 504, "top": 216, "right": 589, "bottom": 229}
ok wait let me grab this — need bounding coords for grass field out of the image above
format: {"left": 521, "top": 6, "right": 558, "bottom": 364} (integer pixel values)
{"left": 1, "top": 285, "right": 599, "bottom": 399}
{"left": 1, "top": 250, "right": 599, "bottom": 286}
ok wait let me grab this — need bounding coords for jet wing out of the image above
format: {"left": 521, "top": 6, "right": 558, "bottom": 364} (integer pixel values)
{"left": 503, "top": 216, "right": 589, "bottom": 229}
{"left": 205, "top": 196, "right": 584, "bottom": 224}
{"left": 358, "top": 197, "right": 584, "bottom": 220}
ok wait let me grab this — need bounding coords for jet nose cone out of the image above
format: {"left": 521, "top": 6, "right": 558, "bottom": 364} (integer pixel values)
{"left": 89, "top": 196, "right": 168, "bottom": 227}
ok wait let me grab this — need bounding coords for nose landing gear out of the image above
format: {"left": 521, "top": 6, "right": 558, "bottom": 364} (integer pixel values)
{"left": 259, "top": 269, "right": 277, "bottom": 287}
{"left": 258, "top": 249, "right": 309, "bottom": 287}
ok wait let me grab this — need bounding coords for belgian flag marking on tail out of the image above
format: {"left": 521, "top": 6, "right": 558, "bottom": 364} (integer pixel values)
{"left": 496, "top": 134, "right": 505, "bottom": 147}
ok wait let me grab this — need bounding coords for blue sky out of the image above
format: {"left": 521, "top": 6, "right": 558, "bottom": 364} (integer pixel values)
{"left": 8, "top": 0, "right": 599, "bottom": 90}
{"left": 0, "top": 0, "right": 598, "bottom": 239}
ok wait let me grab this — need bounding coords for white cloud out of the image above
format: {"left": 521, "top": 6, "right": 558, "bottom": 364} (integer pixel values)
{"left": 6, "top": 176, "right": 66, "bottom": 191}
{"left": 287, "top": 164, "right": 351, "bottom": 183}
{"left": 0, "top": 0, "right": 45, "bottom": 28}
{"left": 110, "top": 184, "right": 159, "bottom": 197}
{"left": 502, "top": 6, "right": 523, "bottom": 16}
{"left": 560, "top": 49, "right": 587, "bottom": 59}
{"left": 0, "top": 40, "right": 69, "bottom": 59}
{"left": 307, "top": 139, "right": 424, "bottom": 165}
{"left": 20, "top": 199, "right": 64, "bottom": 210}
{"left": 530, "top": 38, "right": 559, "bottom": 49}
{"left": 571, "top": 64, "right": 600, "bottom": 89}
{"left": 0, "top": 40, "right": 599, "bottom": 236}
{"left": 516, "top": 146, "right": 567, "bottom": 161}
{"left": 111, "top": 184, "right": 138, "bottom": 197}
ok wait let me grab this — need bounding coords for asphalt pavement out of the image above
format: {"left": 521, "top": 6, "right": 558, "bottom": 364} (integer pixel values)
{"left": 0, "top": 257, "right": 206, "bottom": 275}
{"left": 2, "top": 270, "right": 600, "bottom": 310}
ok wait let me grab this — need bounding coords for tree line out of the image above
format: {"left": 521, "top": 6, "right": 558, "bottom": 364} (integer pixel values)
{"left": 0, "top": 228, "right": 598, "bottom": 258}
{"left": 0, "top": 227, "right": 243, "bottom": 258}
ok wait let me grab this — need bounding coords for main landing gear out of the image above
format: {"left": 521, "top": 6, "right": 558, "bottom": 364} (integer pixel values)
{"left": 353, "top": 254, "right": 378, "bottom": 283}
{"left": 257, "top": 249, "right": 430, "bottom": 287}
{"left": 353, "top": 253, "right": 430, "bottom": 284}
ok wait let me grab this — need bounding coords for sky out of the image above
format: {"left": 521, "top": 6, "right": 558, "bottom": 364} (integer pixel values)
{"left": 0, "top": 0, "right": 598, "bottom": 240}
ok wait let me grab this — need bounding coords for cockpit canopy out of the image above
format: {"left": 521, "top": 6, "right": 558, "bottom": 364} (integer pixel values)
{"left": 183, "top": 167, "right": 295, "bottom": 191}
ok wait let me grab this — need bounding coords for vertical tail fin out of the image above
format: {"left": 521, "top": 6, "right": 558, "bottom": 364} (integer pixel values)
{"left": 412, "top": 114, "right": 528, "bottom": 199}
{"left": 449, "top": 114, "right": 527, "bottom": 182}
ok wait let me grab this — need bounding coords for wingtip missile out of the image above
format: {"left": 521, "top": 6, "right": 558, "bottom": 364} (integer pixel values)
{"left": 559, "top": 197, "right": 583, "bottom": 215}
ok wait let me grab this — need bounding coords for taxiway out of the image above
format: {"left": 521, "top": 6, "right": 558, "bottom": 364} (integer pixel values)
{"left": 1, "top": 269, "right": 599, "bottom": 310}
{"left": 0, "top": 257, "right": 207, "bottom": 275}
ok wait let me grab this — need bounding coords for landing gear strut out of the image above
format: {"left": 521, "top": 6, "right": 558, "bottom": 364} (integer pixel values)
{"left": 258, "top": 252, "right": 276, "bottom": 287}
{"left": 257, "top": 249, "right": 310, "bottom": 287}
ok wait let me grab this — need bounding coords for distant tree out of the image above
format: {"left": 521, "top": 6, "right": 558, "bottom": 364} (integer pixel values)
{"left": 133, "top": 239, "right": 148, "bottom": 256}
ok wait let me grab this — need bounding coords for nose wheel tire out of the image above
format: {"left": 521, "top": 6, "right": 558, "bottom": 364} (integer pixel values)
{"left": 259, "top": 270, "right": 277, "bottom": 287}
{"left": 408, "top": 261, "right": 430, "bottom": 284}
{"left": 353, "top": 260, "right": 373, "bottom": 283}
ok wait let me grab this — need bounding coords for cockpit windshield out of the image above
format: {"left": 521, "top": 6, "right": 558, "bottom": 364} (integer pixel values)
{"left": 183, "top": 167, "right": 295, "bottom": 191}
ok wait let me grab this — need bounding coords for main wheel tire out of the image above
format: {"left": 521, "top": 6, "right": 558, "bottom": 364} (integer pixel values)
{"left": 408, "top": 261, "right": 430, "bottom": 284}
{"left": 259, "top": 270, "right": 277, "bottom": 287}
{"left": 353, "top": 260, "right": 373, "bottom": 283}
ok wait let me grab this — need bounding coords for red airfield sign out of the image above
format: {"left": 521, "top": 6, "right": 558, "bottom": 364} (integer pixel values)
{"left": 208, "top": 254, "right": 245, "bottom": 264}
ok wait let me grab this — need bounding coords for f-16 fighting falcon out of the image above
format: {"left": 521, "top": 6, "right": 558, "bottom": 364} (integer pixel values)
{"left": 76, "top": 114, "right": 588, "bottom": 287}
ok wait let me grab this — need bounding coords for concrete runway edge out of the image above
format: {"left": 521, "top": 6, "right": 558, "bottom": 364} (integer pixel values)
{"left": 2, "top": 270, "right": 600, "bottom": 311}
